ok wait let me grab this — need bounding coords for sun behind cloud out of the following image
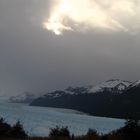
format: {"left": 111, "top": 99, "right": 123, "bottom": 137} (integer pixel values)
{"left": 43, "top": 0, "right": 140, "bottom": 35}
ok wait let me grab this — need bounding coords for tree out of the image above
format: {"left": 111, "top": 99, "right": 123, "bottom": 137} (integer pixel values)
{"left": 0, "top": 117, "right": 12, "bottom": 137}
{"left": 49, "top": 126, "right": 70, "bottom": 138}
{"left": 113, "top": 119, "right": 140, "bottom": 140}
{"left": 10, "top": 121, "right": 27, "bottom": 138}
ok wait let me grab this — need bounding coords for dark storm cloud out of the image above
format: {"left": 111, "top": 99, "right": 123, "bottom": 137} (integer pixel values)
{"left": 0, "top": 0, "right": 140, "bottom": 96}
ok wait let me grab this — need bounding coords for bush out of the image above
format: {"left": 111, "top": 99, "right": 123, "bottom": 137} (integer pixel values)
{"left": 85, "top": 128, "right": 100, "bottom": 140}
{"left": 49, "top": 126, "right": 70, "bottom": 138}
{"left": 10, "top": 121, "right": 27, "bottom": 138}
{"left": 0, "top": 118, "right": 12, "bottom": 137}
{"left": 119, "top": 119, "right": 140, "bottom": 140}
{"left": 0, "top": 117, "right": 140, "bottom": 140}
{"left": 0, "top": 118, "right": 27, "bottom": 138}
{"left": 107, "top": 119, "right": 140, "bottom": 140}
{"left": 86, "top": 128, "right": 98, "bottom": 136}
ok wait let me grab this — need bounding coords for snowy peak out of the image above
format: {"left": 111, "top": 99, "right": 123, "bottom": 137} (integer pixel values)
{"left": 10, "top": 79, "right": 132, "bottom": 102}
{"left": 128, "top": 80, "right": 140, "bottom": 88}
{"left": 44, "top": 86, "right": 91, "bottom": 98}
{"left": 43, "top": 79, "right": 131, "bottom": 99}
{"left": 9, "top": 92, "right": 39, "bottom": 103}
{"left": 44, "top": 90, "right": 68, "bottom": 98}
{"left": 89, "top": 79, "right": 131, "bottom": 93}
{"left": 65, "top": 86, "right": 91, "bottom": 94}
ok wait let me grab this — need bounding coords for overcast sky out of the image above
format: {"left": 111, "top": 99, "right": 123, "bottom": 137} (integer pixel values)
{"left": 0, "top": 0, "right": 140, "bottom": 96}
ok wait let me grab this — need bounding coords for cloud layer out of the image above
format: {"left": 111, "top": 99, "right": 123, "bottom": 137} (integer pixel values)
{"left": 0, "top": 0, "right": 140, "bottom": 96}
{"left": 44, "top": 0, "right": 140, "bottom": 35}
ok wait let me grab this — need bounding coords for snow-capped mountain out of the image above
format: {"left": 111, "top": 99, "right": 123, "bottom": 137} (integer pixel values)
{"left": 43, "top": 86, "right": 91, "bottom": 98}
{"left": 128, "top": 80, "right": 140, "bottom": 88}
{"left": 9, "top": 79, "right": 132, "bottom": 104}
{"left": 42, "top": 79, "right": 131, "bottom": 99}
{"left": 30, "top": 79, "right": 140, "bottom": 119}
{"left": 9, "top": 92, "right": 39, "bottom": 103}
{"left": 89, "top": 79, "right": 131, "bottom": 94}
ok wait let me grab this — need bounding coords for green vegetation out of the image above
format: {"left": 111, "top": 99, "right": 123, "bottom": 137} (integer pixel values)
{"left": 0, "top": 117, "right": 140, "bottom": 140}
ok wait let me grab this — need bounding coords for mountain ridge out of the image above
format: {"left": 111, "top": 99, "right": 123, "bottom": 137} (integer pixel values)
{"left": 37, "top": 79, "right": 132, "bottom": 99}
{"left": 10, "top": 79, "right": 131, "bottom": 103}
{"left": 9, "top": 79, "right": 140, "bottom": 119}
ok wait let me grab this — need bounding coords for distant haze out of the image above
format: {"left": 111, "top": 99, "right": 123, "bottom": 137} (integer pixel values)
{"left": 0, "top": 0, "right": 140, "bottom": 96}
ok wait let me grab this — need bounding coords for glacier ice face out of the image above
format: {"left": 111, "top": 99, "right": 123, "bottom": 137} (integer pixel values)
{"left": 0, "top": 99, "right": 124, "bottom": 137}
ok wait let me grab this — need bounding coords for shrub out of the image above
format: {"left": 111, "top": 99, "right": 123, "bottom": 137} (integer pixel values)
{"left": 86, "top": 128, "right": 98, "bottom": 136}
{"left": 107, "top": 119, "right": 140, "bottom": 140}
{"left": 10, "top": 121, "right": 27, "bottom": 138}
{"left": 0, "top": 118, "right": 12, "bottom": 137}
{"left": 49, "top": 126, "right": 70, "bottom": 138}
{"left": 85, "top": 128, "right": 100, "bottom": 140}
{"left": 120, "top": 119, "right": 140, "bottom": 140}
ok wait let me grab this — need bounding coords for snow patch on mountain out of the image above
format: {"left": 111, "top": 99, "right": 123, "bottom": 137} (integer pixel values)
{"left": 9, "top": 92, "right": 40, "bottom": 103}
{"left": 41, "top": 79, "right": 131, "bottom": 99}
{"left": 129, "top": 80, "right": 140, "bottom": 88}
{"left": 89, "top": 79, "right": 131, "bottom": 93}
{"left": 43, "top": 86, "right": 91, "bottom": 98}
{"left": 9, "top": 79, "right": 132, "bottom": 102}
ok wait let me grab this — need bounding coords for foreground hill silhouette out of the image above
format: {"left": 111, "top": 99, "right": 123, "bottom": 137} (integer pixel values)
{"left": 0, "top": 117, "right": 140, "bottom": 140}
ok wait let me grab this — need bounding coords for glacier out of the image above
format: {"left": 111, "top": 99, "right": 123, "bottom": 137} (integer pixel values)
{"left": 0, "top": 99, "right": 124, "bottom": 137}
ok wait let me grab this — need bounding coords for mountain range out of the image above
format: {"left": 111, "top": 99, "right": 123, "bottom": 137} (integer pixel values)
{"left": 10, "top": 79, "right": 140, "bottom": 119}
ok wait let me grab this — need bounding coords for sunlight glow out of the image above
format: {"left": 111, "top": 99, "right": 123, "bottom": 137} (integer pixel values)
{"left": 43, "top": 0, "right": 140, "bottom": 35}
